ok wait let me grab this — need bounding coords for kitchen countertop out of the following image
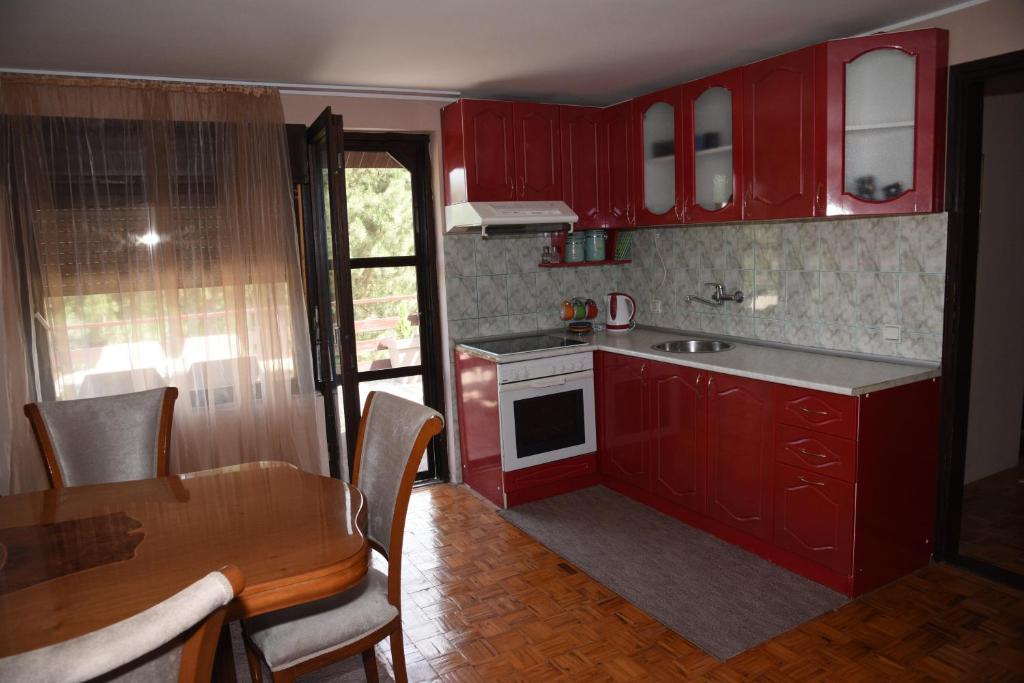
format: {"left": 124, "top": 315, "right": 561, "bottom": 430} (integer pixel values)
{"left": 456, "top": 327, "right": 940, "bottom": 396}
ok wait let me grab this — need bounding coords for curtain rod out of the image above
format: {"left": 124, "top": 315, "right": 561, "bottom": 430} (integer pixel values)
{"left": 0, "top": 68, "right": 461, "bottom": 102}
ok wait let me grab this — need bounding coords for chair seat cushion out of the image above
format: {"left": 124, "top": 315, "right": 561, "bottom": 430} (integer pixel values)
{"left": 243, "top": 569, "right": 398, "bottom": 672}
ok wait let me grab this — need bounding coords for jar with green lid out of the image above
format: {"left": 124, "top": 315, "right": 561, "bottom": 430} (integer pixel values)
{"left": 564, "top": 233, "right": 585, "bottom": 263}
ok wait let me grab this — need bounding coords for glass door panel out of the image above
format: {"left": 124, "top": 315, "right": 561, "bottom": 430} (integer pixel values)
{"left": 694, "top": 86, "right": 734, "bottom": 211}
{"left": 642, "top": 101, "right": 676, "bottom": 215}
{"left": 350, "top": 266, "right": 421, "bottom": 371}
{"left": 844, "top": 49, "right": 917, "bottom": 201}
{"left": 344, "top": 151, "right": 415, "bottom": 258}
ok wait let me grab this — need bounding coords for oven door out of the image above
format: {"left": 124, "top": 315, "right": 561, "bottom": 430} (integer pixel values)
{"left": 497, "top": 370, "right": 597, "bottom": 471}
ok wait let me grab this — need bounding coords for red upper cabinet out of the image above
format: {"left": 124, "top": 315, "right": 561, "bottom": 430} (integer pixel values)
{"left": 742, "top": 47, "right": 819, "bottom": 220}
{"left": 603, "top": 100, "right": 636, "bottom": 227}
{"left": 650, "top": 364, "right": 707, "bottom": 513}
{"left": 706, "top": 373, "right": 774, "bottom": 541}
{"left": 817, "top": 29, "right": 948, "bottom": 215}
{"left": 441, "top": 99, "right": 516, "bottom": 204}
{"left": 560, "top": 105, "right": 604, "bottom": 228}
{"left": 681, "top": 69, "right": 745, "bottom": 224}
{"left": 633, "top": 86, "right": 684, "bottom": 226}
{"left": 512, "top": 102, "right": 562, "bottom": 201}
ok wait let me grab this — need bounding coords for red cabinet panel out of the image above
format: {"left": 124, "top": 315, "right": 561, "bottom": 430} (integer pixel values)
{"left": 774, "top": 463, "right": 854, "bottom": 574}
{"left": 560, "top": 105, "right": 604, "bottom": 228}
{"left": 603, "top": 100, "right": 636, "bottom": 227}
{"left": 650, "top": 364, "right": 707, "bottom": 513}
{"left": 743, "top": 47, "right": 818, "bottom": 219}
{"left": 513, "top": 102, "right": 562, "bottom": 201}
{"left": 598, "top": 353, "right": 650, "bottom": 491}
{"left": 707, "top": 373, "right": 774, "bottom": 541}
{"left": 633, "top": 86, "right": 684, "bottom": 226}
{"left": 775, "top": 424, "right": 857, "bottom": 483}
{"left": 681, "top": 68, "right": 745, "bottom": 224}
{"left": 775, "top": 385, "right": 858, "bottom": 440}
{"left": 454, "top": 352, "right": 505, "bottom": 507}
{"left": 461, "top": 99, "right": 515, "bottom": 202}
{"left": 817, "top": 29, "right": 948, "bottom": 215}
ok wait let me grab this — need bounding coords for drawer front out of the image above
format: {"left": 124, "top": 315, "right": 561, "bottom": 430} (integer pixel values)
{"left": 773, "top": 463, "right": 855, "bottom": 575}
{"left": 775, "top": 386, "right": 858, "bottom": 439}
{"left": 775, "top": 424, "right": 857, "bottom": 483}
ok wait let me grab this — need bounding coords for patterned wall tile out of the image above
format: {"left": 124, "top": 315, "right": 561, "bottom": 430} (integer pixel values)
{"left": 819, "top": 221, "right": 859, "bottom": 272}
{"left": 856, "top": 272, "right": 899, "bottom": 327}
{"left": 786, "top": 270, "right": 821, "bottom": 320}
{"left": 755, "top": 224, "right": 784, "bottom": 271}
{"left": 819, "top": 271, "right": 859, "bottom": 325}
{"left": 784, "top": 222, "right": 820, "bottom": 271}
{"left": 857, "top": 218, "right": 900, "bottom": 272}
{"left": 506, "top": 273, "right": 537, "bottom": 315}
{"left": 476, "top": 275, "right": 509, "bottom": 317}
{"left": 445, "top": 276, "right": 478, "bottom": 320}
{"left": 899, "top": 272, "right": 945, "bottom": 334}
{"left": 900, "top": 214, "right": 948, "bottom": 273}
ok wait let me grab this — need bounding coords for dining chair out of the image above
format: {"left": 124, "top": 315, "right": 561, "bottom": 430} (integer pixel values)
{"left": 242, "top": 391, "right": 444, "bottom": 683}
{"left": 0, "top": 565, "right": 244, "bottom": 683}
{"left": 24, "top": 387, "right": 179, "bottom": 488}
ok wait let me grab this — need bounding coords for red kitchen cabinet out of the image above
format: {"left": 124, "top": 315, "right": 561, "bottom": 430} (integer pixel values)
{"left": 681, "top": 68, "right": 744, "bottom": 224}
{"left": 603, "top": 100, "right": 636, "bottom": 227}
{"left": 650, "top": 363, "right": 707, "bottom": 513}
{"left": 816, "top": 28, "right": 948, "bottom": 215}
{"left": 773, "top": 462, "right": 854, "bottom": 574}
{"left": 598, "top": 353, "right": 651, "bottom": 491}
{"left": 560, "top": 105, "right": 604, "bottom": 228}
{"left": 441, "top": 99, "right": 560, "bottom": 204}
{"left": 742, "top": 47, "right": 819, "bottom": 219}
{"left": 633, "top": 86, "right": 684, "bottom": 226}
{"left": 513, "top": 102, "right": 562, "bottom": 201}
{"left": 706, "top": 373, "right": 774, "bottom": 541}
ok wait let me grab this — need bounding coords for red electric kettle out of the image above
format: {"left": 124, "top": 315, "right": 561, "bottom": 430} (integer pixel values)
{"left": 606, "top": 292, "right": 636, "bottom": 332}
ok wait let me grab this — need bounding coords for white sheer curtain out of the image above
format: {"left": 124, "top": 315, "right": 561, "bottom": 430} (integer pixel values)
{"left": 0, "top": 75, "right": 324, "bottom": 492}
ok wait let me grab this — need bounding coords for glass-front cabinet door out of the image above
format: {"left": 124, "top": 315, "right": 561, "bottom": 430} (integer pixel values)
{"left": 634, "top": 87, "right": 683, "bottom": 225}
{"left": 821, "top": 29, "right": 948, "bottom": 215}
{"left": 682, "top": 69, "right": 744, "bottom": 223}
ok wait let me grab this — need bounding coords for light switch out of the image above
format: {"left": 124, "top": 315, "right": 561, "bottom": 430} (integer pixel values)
{"left": 651, "top": 300, "right": 663, "bottom": 314}
{"left": 883, "top": 324, "right": 901, "bottom": 342}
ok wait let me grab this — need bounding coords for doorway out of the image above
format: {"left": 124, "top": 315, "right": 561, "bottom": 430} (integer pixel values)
{"left": 937, "top": 50, "right": 1024, "bottom": 588}
{"left": 290, "top": 109, "right": 447, "bottom": 481}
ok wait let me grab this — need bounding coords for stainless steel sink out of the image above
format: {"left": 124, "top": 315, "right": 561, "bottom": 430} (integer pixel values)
{"left": 651, "top": 339, "right": 734, "bottom": 353}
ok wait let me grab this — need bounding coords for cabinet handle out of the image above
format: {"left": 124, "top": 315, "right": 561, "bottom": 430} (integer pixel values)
{"left": 798, "top": 475, "right": 825, "bottom": 487}
{"left": 640, "top": 364, "right": 647, "bottom": 381}
{"left": 797, "top": 406, "right": 829, "bottom": 416}
{"left": 797, "top": 447, "right": 827, "bottom": 459}
{"left": 816, "top": 182, "right": 825, "bottom": 213}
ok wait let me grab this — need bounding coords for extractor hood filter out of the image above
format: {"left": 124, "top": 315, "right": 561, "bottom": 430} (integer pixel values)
{"left": 445, "top": 201, "right": 578, "bottom": 236}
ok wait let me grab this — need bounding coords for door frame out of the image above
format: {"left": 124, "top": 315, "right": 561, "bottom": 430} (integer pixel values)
{"left": 934, "top": 48, "right": 1024, "bottom": 589}
{"left": 339, "top": 132, "right": 449, "bottom": 482}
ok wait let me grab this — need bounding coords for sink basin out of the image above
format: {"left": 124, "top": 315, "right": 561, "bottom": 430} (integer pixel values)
{"left": 651, "top": 339, "right": 734, "bottom": 353}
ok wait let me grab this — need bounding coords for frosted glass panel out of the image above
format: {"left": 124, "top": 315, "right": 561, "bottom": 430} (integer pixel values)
{"left": 844, "top": 48, "right": 916, "bottom": 200}
{"left": 694, "top": 86, "right": 734, "bottom": 211}
{"left": 643, "top": 101, "right": 675, "bottom": 215}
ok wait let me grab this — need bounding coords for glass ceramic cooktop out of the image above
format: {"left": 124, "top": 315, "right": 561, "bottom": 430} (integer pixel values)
{"left": 463, "top": 334, "right": 586, "bottom": 356}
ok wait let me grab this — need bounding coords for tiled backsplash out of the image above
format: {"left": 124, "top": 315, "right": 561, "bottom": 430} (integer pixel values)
{"left": 443, "top": 213, "right": 947, "bottom": 362}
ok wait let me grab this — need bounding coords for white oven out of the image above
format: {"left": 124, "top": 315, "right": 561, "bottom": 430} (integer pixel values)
{"left": 497, "top": 351, "right": 597, "bottom": 471}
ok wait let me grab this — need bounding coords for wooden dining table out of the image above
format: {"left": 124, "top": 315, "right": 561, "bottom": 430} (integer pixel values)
{"left": 0, "top": 461, "right": 368, "bottom": 667}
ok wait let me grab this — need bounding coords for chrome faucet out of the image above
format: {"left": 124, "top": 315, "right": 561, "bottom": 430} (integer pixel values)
{"left": 686, "top": 282, "right": 745, "bottom": 307}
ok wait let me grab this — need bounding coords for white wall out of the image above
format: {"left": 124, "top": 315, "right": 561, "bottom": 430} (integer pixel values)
{"left": 963, "top": 91, "right": 1024, "bottom": 484}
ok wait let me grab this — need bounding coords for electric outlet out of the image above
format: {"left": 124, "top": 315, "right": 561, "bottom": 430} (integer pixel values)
{"left": 651, "top": 299, "right": 663, "bottom": 314}
{"left": 883, "top": 324, "right": 902, "bottom": 342}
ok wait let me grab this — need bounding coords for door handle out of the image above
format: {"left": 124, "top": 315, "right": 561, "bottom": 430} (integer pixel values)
{"left": 797, "top": 447, "right": 828, "bottom": 459}
{"left": 798, "top": 476, "right": 826, "bottom": 487}
{"left": 797, "top": 406, "right": 829, "bottom": 416}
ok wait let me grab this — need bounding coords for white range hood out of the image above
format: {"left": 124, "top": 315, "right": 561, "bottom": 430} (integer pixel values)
{"left": 445, "top": 200, "right": 578, "bottom": 236}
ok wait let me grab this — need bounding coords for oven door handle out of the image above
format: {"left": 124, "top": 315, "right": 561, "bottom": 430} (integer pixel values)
{"left": 499, "top": 369, "right": 593, "bottom": 392}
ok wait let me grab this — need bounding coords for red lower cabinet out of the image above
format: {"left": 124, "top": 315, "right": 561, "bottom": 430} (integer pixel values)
{"left": 598, "top": 353, "right": 651, "bottom": 491}
{"left": 706, "top": 373, "right": 774, "bottom": 541}
{"left": 773, "top": 463, "right": 854, "bottom": 575}
{"left": 650, "top": 364, "right": 706, "bottom": 513}
{"left": 596, "top": 351, "right": 942, "bottom": 596}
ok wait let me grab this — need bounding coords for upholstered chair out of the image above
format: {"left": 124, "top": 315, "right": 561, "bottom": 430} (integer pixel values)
{"left": 0, "top": 565, "right": 244, "bottom": 683}
{"left": 242, "top": 391, "right": 444, "bottom": 683}
{"left": 24, "top": 387, "right": 178, "bottom": 488}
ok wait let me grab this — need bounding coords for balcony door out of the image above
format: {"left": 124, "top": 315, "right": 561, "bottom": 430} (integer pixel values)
{"left": 296, "top": 109, "right": 447, "bottom": 481}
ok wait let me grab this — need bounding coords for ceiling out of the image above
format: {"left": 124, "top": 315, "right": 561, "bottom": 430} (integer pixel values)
{"left": 0, "top": 0, "right": 965, "bottom": 105}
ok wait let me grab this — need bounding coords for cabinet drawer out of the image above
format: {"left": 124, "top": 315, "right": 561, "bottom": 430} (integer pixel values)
{"left": 775, "top": 424, "right": 857, "bottom": 483}
{"left": 775, "top": 386, "right": 858, "bottom": 439}
{"left": 773, "top": 463, "right": 854, "bottom": 575}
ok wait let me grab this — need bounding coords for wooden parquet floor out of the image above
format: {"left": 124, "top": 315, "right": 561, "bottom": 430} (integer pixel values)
{"left": 961, "top": 464, "right": 1024, "bottom": 576}
{"left": 367, "top": 483, "right": 1024, "bottom": 682}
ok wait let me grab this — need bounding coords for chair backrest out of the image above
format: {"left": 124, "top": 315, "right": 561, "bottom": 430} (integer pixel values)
{"left": 25, "top": 387, "right": 178, "bottom": 488}
{"left": 351, "top": 391, "right": 444, "bottom": 602}
{"left": 0, "top": 565, "right": 244, "bottom": 683}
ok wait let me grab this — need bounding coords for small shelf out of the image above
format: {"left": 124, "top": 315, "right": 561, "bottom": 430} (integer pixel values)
{"left": 695, "top": 144, "right": 733, "bottom": 157}
{"left": 844, "top": 120, "right": 914, "bottom": 132}
{"left": 538, "top": 259, "right": 632, "bottom": 268}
